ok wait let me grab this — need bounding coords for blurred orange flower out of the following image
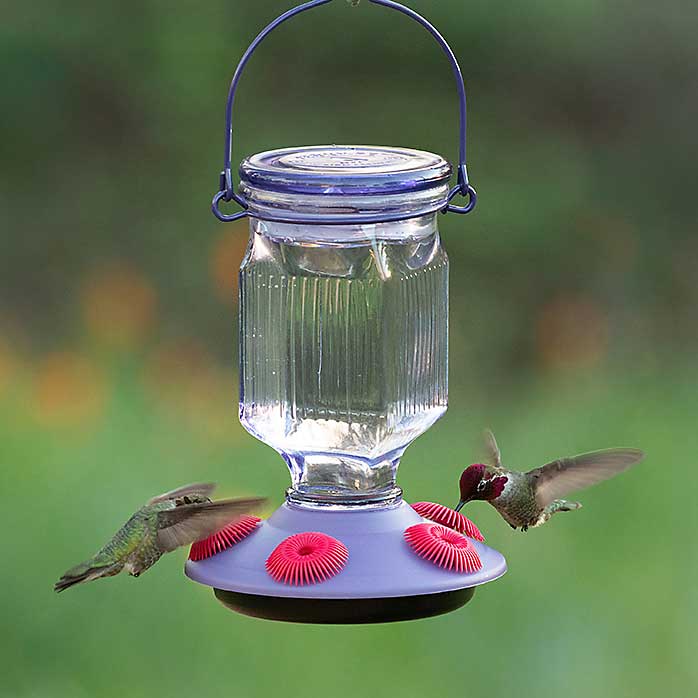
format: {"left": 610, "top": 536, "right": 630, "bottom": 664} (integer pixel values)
{"left": 32, "top": 352, "right": 108, "bottom": 427}
{"left": 82, "top": 263, "right": 158, "bottom": 349}
{"left": 536, "top": 295, "right": 609, "bottom": 370}
{"left": 144, "top": 338, "right": 213, "bottom": 401}
{"left": 210, "top": 222, "right": 249, "bottom": 303}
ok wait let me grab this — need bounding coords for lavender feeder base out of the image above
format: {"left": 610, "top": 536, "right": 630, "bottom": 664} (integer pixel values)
{"left": 186, "top": 500, "right": 507, "bottom": 624}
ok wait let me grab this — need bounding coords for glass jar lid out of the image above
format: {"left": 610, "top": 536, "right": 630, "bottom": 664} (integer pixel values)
{"left": 239, "top": 145, "right": 452, "bottom": 225}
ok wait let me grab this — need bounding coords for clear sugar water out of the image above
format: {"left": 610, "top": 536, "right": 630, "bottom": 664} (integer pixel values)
{"left": 239, "top": 218, "right": 448, "bottom": 505}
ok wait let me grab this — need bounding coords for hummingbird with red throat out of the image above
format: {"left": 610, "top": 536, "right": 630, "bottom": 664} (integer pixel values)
{"left": 455, "top": 431, "right": 644, "bottom": 531}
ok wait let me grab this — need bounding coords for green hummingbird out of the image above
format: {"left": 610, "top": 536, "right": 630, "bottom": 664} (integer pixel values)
{"left": 455, "top": 431, "right": 644, "bottom": 531}
{"left": 55, "top": 483, "right": 266, "bottom": 592}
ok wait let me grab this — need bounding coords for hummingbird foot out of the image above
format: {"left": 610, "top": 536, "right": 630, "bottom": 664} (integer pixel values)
{"left": 535, "top": 499, "right": 583, "bottom": 527}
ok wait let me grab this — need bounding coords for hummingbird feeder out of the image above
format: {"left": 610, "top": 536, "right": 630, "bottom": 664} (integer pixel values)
{"left": 185, "top": 0, "right": 506, "bottom": 623}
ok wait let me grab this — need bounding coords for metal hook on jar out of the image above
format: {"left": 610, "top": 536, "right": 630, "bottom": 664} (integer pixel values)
{"left": 445, "top": 163, "right": 477, "bottom": 215}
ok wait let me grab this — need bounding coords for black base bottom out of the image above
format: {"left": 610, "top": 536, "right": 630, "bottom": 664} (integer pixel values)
{"left": 213, "top": 587, "right": 476, "bottom": 624}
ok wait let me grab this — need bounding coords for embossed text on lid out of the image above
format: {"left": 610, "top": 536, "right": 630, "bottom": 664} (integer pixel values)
{"left": 278, "top": 147, "right": 420, "bottom": 172}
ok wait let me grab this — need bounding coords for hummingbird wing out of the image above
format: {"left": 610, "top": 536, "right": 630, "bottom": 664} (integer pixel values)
{"left": 147, "top": 482, "right": 217, "bottom": 505}
{"left": 483, "top": 429, "right": 502, "bottom": 468}
{"left": 154, "top": 497, "right": 266, "bottom": 552}
{"left": 529, "top": 448, "right": 644, "bottom": 507}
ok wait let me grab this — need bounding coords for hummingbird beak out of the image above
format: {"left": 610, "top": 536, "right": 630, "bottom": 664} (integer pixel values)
{"left": 454, "top": 500, "right": 466, "bottom": 513}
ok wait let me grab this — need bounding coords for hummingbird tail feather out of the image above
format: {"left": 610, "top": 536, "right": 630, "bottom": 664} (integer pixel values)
{"left": 54, "top": 560, "right": 122, "bottom": 592}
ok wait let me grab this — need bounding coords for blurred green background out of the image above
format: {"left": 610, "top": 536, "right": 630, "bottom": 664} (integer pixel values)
{"left": 1, "top": 1, "right": 697, "bottom": 696}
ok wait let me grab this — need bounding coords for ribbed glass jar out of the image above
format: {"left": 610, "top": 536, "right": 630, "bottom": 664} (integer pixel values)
{"left": 237, "top": 146, "right": 451, "bottom": 507}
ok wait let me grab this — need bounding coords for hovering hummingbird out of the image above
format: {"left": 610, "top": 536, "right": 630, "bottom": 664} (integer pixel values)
{"left": 455, "top": 431, "right": 644, "bottom": 531}
{"left": 55, "top": 483, "right": 265, "bottom": 592}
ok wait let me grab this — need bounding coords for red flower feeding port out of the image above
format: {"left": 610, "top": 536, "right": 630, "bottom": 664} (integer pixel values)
{"left": 404, "top": 523, "right": 482, "bottom": 574}
{"left": 411, "top": 501, "right": 484, "bottom": 542}
{"left": 189, "top": 516, "right": 261, "bottom": 561}
{"left": 266, "top": 532, "right": 349, "bottom": 586}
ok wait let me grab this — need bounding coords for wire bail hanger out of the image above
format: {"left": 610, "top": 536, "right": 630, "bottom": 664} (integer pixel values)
{"left": 212, "top": 0, "right": 477, "bottom": 223}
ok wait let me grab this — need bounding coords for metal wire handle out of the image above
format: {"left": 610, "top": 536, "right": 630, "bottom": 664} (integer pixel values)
{"left": 212, "top": 0, "right": 477, "bottom": 223}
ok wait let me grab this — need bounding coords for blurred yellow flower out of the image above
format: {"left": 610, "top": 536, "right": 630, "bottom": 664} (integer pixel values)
{"left": 82, "top": 263, "right": 158, "bottom": 350}
{"left": 31, "top": 352, "right": 108, "bottom": 427}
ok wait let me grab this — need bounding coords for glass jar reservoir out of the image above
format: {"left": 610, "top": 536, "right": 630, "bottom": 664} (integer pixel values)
{"left": 237, "top": 146, "right": 451, "bottom": 507}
